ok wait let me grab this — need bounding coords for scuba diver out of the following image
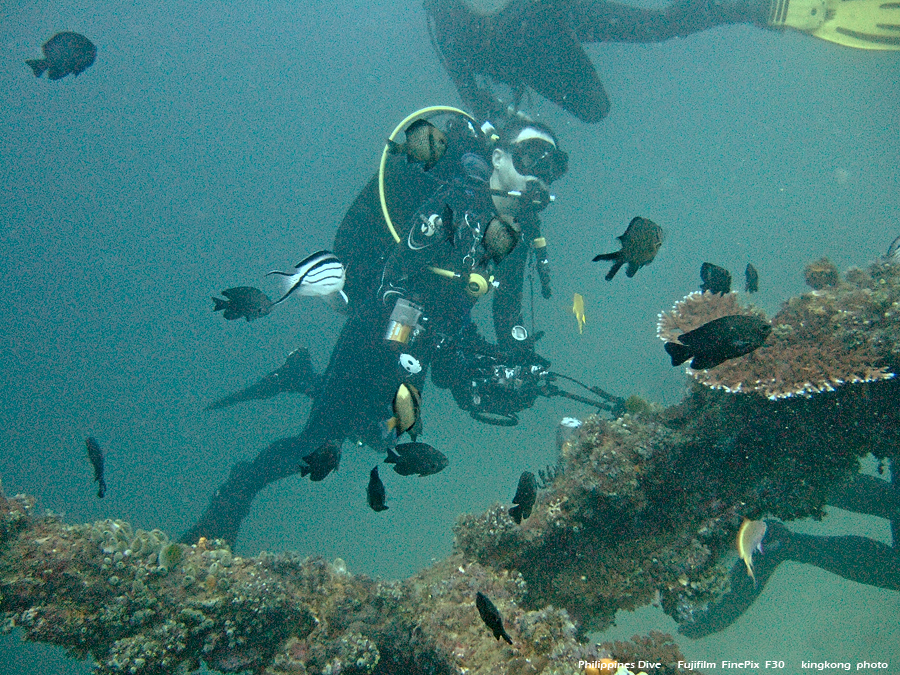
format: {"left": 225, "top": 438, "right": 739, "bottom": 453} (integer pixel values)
{"left": 678, "top": 459, "right": 900, "bottom": 637}
{"left": 185, "top": 109, "right": 618, "bottom": 547}
{"left": 424, "top": 0, "right": 900, "bottom": 123}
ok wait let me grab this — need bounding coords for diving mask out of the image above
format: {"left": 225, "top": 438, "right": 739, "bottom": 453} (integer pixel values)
{"left": 511, "top": 138, "right": 568, "bottom": 184}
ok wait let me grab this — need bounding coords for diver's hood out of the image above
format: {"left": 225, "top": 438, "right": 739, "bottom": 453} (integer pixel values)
{"left": 460, "top": 0, "right": 514, "bottom": 16}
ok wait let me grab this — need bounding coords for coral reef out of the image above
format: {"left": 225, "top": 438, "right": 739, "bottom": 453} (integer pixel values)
{"left": 0, "top": 487, "right": 692, "bottom": 675}
{"left": 456, "top": 258, "right": 900, "bottom": 633}
{"left": 803, "top": 257, "right": 840, "bottom": 290}
{"left": 658, "top": 260, "right": 899, "bottom": 399}
{"left": 3, "top": 257, "right": 900, "bottom": 674}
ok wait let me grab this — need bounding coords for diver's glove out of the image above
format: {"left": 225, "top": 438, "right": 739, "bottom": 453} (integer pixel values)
{"left": 768, "top": 0, "right": 900, "bottom": 49}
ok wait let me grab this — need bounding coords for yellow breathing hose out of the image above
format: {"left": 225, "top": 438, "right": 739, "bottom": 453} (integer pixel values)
{"left": 378, "top": 106, "right": 476, "bottom": 243}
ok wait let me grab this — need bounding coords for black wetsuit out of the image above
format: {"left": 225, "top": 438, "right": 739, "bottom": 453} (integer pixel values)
{"left": 425, "top": 0, "right": 770, "bottom": 123}
{"left": 184, "top": 126, "right": 547, "bottom": 546}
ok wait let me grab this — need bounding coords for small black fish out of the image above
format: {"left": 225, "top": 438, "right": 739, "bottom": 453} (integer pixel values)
{"left": 388, "top": 119, "right": 447, "bottom": 170}
{"left": 665, "top": 315, "right": 771, "bottom": 370}
{"left": 509, "top": 471, "right": 537, "bottom": 524}
{"left": 592, "top": 216, "right": 663, "bottom": 280}
{"left": 26, "top": 32, "right": 96, "bottom": 80}
{"left": 745, "top": 263, "right": 759, "bottom": 293}
{"left": 367, "top": 466, "right": 388, "bottom": 512}
{"left": 301, "top": 441, "right": 341, "bottom": 482}
{"left": 385, "top": 442, "right": 448, "bottom": 477}
{"left": 212, "top": 286, "right": 274, "bottom": 321}
{"left": 482, "top": 215, "right": 521, "bottom": 265}
{"left": 475, "top": 592, "right": 513, "bottom": 644}
{"left": 700, "top": 262, "right": 732, "bottom": 295}
{"left": 85, "top": 436, "right": 106, "bottom": 498}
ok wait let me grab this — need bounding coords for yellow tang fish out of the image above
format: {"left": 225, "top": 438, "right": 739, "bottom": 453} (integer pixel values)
{"left": 572, "top": 293, "right": 586, "bottom": 334}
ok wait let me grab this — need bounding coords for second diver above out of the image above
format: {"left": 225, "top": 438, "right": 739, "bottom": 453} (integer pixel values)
{"left": 185, "top": 110, "right": 570, "bottom": 547}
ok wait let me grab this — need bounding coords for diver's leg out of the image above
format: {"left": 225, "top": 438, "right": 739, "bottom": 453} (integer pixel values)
{"left": 180, "top": 434, "right": 311, "bottom": 547}
{"left": 679, "top": 519, "right": 793, "bottom": 638}
{"left": 494, "top": 0, "right": 610, "bottom": 123}
{"left": 828, "top": 472, "right": 900, "bottom": 522}
{"left": 680, "top": 519, "right": 900, "bottom": 637}
{"left": 570, "top": 0, "right": 769, "bottom": 44}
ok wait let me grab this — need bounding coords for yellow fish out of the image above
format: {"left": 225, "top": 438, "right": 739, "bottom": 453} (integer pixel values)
{"left": 572, "top": 293, "right": 586, "bottom": 334}
{"left": 736, "top": 518, "right": 767, "bottom": 584}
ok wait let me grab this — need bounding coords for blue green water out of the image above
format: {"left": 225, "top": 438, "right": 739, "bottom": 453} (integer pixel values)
{"left": 2, "top": 1, "right": 898, "bottom": 673}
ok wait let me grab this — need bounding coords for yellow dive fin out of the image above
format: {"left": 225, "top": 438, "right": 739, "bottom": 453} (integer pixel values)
{"left": 572, "top": 293, "right": 586, "bottom": 334}
{"left": 769, "top": 0, "right": 900, "bottom": 50}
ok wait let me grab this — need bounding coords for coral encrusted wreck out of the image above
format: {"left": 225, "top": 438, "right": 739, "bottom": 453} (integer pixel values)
{"left": 3, "top": 257, "right": 900, "bottom": 675}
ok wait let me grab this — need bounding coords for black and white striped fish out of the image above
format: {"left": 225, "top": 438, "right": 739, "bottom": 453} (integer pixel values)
{"left": 885, "top": 235, "right": 900, "bottom": 265}
{"left": 267, "top": 250, "right": 348, "bottom": 307}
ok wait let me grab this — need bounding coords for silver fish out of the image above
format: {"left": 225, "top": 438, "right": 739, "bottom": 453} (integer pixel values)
{"left": 267, "top": 250, "right": 347, "bottom": 306}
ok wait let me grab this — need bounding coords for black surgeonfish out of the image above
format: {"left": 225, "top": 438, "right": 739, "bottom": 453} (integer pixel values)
{"left": 385, "top": 442, "right": 448, "bottom": 477}
{"left": 388, "top": 119, "right": 447, "bottom": 171}
{"left": 700, "top": 262, "right": 732, "bottom": 295}
{"left": 367, "top": 467, "right": 388, "bottom": 512}
{"left": 212, "top": 287, "right": 274, "bottom": 321}
{"left": 592, "top": 217, "right": 663, "bottom": 280}
{"left": 301, "top": 442, "right": 341, "bottom": 481}
{"left": 509, "top": 471, "right": 537, "bottom": 524}
{"left": 475, "top": 592, "right": 513, "bottom": 644}
{"left": 85, "top": 436, "right": 106, "bottom": 498}
{"left": 26, "top": 32, "right": 96, "bottom": 80}
{"left": 745, "top": 263, "right": 759, "bottom": 293}
{"left": 665, "top": 315, "right": 771, "bottom": 370}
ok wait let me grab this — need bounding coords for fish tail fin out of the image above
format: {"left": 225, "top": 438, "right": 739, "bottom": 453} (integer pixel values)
{"left": 591, "top": 252, "right": 618, "bottom": 261}
{"left": 212, "top": 297, "right": 228, "bottom": 312}
{"left": 385, "top": 447, "right": 399, "bottom": 464}
{"left": 664, "top": 341, "right": 693, "bottom": 367}
{"left": 380, "top": 418, "right": 397, "bottom": 439}
{"left": 322, "top": 290, "right": 349, "bottom": 313}
{"left": 509, "top": 505, "right": 522, "bottom": 524}
{"left": 604, "top": 259, "right": 624, "bottom": 281}
{"left": 25, "top": 59, "right": 47, "bottom": 77}
{"left": 271, "top": 295, "right": 289, "bottom": 306}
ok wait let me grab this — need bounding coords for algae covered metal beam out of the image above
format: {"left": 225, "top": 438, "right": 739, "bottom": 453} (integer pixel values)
{"left": 0, "top": 485, "right": 668, "bottom": 675}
